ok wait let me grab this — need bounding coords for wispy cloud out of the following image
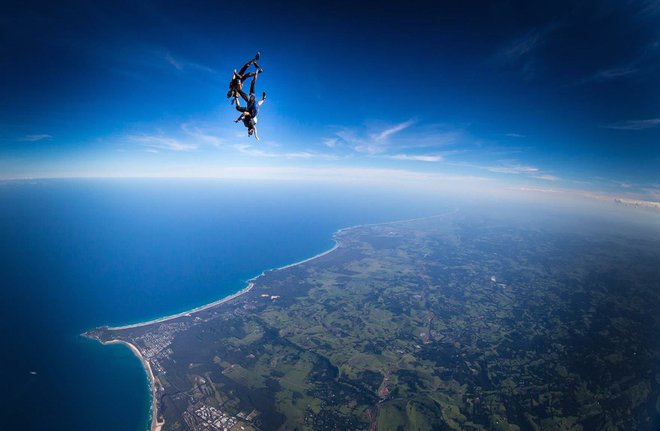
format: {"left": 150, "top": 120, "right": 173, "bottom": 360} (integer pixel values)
{"left": 323, "top": 138, "right": 339, "bottom": 148}
{"left": 498, "top": 23, "right": 559, "bottom": 62}
{"left": 371, "top": 120, "right": 415, "bottom": 141}
{"left": 130, "top": 135, "right": 198, "bottom": 152}
{"left": 233, "top": 144, "right": 338, "bottom": 161}
{"left": 332, "top": 120, "right": 416, "bottom": 155}
{"left": 388, "top": 154, "right": 443, "bottom": 162}
{"left": 532, "top": 174, "right": 560, "bottom": 181}
{"left": 638, "top": 0, "right": 660, "bottom": 16}
{"left": 497, "top": 22, "right": 560, "bottom": 79}
{"left": 233, "top": 143, "right": 275, "bottom": 158}
{"left": 20, "top": 134, "right": 52, "bottom": 142}
{"left": 328, "top": 120, "right": 465, "bottom": 158}
{"left": 180, "top": 123, "right": 223, "bottom": 147}
{"left": 501, "top": 31, "right": 544, "bottom": 60}
{"left": 119, "top": 121, "right": 228, "bottom": 153}
{"left": 505, "top": 133, "right": 526, "bottom": 138}
{"left": 457, "top": 161, "right": 561, "bottom": 181}
{"left": 485, "top": 164, "right": 539, "bottom": 174}
{"left": 165, "top": 53, "right": 183, "bottom": 70}
{"left": 163, "top": 52, "right": 216, "bottom": 74}
{"left": 590, "top": 64, "right": 639, "bottom": 81}
{"left": 603, "top": 118, "right": 660, "bottom": 130}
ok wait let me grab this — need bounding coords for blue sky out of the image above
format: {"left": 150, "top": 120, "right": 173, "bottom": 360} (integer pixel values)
{"left": 1, "top": 1, "right": 659, "bottom": 201}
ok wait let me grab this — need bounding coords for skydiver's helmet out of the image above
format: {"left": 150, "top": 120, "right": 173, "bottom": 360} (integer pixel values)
{"left": 248, "top": 128, "right": 254, "bottom": 136}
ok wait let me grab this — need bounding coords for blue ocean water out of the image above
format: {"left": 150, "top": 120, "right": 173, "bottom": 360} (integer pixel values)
{"left": 0, "top": 179, "right": 447, "bottom": 431}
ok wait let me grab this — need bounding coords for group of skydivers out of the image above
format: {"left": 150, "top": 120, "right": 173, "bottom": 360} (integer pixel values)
{"left": 227, "top": 52, "right": 266, "bottom": 140}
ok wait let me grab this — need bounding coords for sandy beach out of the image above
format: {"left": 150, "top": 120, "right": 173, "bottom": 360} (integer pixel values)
{"left": 107, "top": 281, "right": 256, "bottom": 331}
{"left": 101, "top": 340, "right": 164, "bottom": 431}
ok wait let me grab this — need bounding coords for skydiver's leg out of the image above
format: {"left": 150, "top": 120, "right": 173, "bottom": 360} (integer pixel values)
{"left": 236, "top": 106, "right": 248, "bottom": 113}
{"left": 237, "top": 52, "right": 261, "bottom": 76}
{"left": 240, "top": 71, "right": 257, "bottom": 82}
{"left": 238, "top": 62, "right": 251, "bottom": 76}
{"left": 249, "top": 72, "right": 259, "bottom": 95}
{"left": 237, "top": 89, "right": 249, "bottom": 103}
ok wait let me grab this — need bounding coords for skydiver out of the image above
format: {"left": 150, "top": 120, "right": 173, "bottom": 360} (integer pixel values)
{"left": 227, "top": 52, "right": 262, "bottom": 105}
{"left": 235, "top": 70, "right": 266, "bottom": 140}
{"left": 233, "top": 111, "right": 260, "bottom": 140}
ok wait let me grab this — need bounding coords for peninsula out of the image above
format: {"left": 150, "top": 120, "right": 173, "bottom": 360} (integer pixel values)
{"left": 86, "top": 213, "right": 660, "bottom": 431}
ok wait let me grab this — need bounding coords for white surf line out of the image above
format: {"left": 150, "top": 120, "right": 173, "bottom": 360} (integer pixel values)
{"left": 102, "top": 210, "right": 457, "bottom": 332}
{"left": 106, "top": 282, "right": 255, "bottom": 331}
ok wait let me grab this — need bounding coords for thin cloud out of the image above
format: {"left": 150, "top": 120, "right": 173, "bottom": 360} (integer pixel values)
{"left": 612, "top": 180, "right": 633, "bottom": 189}
{"left": 234, "top": 144, "right": 338, "bottom": 161}
{"left": 181, "top": 123, "right": 223, "bottom": 147}
{"left": 591, "top": 65, "right": 638, "bottom": 81}
{"left": 323, "top": 138, "right": 339, "bottom": 148}
{"left": 497, "top": 22, "right": 560, "bottom": 79}
{"left": 638, "top": 0, "right": 660, "bottom": 16}
{"left": 501, "top": 31, "right": 543, "bottom": 59}
{"left": 388, "top": 154, "right": 443, "bottom": 162}
{"left": 604, "top": 118, "right": 660, "bottom": 130}
{"left": 234, "top": 144, "right": 275, "bottom": 158}
{"left": 131, "top": 135, "right": 198, "bottom": 152}
{"left": 165, "top": 53, "right": 183, "bottom": 70}
{"left": 329, "top": 120, "right": 458, "bottom": 156}
{"left": 162, "top": 51, "right": 216, "bottom": 74}
{"left": 498, "top": 21, "right": 559, "bottom": 61}
{"left": 371, "top": 120, "right": 415, "bottom": 141}
{"left": 505, "top": 133, "right": 526, "bottom": 138}
{"left": 120, "top": 121, "right": 225, "bottom": 153}
{"left": 355, "top": 120, "right": 416, "bottom": 154}
{"left": 532, "top": 174, "right": 560, "bottom": 181}
{"left": 20, "top": 134, "right": 52, "bottom": 142}
{"left": 485, "top": 164, "right": 539, "bottom": 174}
{"left": 462, "top": 162, "right": 561, "bottom": 181}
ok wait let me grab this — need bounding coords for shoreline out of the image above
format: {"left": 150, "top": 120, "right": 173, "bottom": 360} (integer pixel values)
{"left": 87, "top": 212, "right": 454, "bottom": 431}
{"left": 87, "top": 234, "right": 344, "bottom": 431}
{"left": 99, "top": 339, "right": 164, "bottom": 431}
{"left": 103, "top": 211, "right": 453, "bottom": 332}
{"left": 106, "top": 281, "right": 256, "bottom": 331}
{"left": 107, "top": 236, "right": 343, "bottom": 331}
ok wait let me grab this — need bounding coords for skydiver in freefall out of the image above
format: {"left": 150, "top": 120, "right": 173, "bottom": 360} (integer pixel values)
{"left": 234, "top": 68, "right": 267, "bottom": 140}
{"left": 227, "top": 52, "right": 262, "bottom": 105}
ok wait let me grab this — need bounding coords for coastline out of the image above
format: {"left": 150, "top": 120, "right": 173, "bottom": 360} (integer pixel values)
{"left": 88, "top": 233, "right": 345, "bottom": 431}
{"left": 99, "top": 339, "right": 164, "bottom": 431}
{"left": 106, "top": 281, "right": 256, "bottom": 331}
{"left": 102, "top": 211, "right": 454, "bottom": 332}
{"left": 87, "top": 212, "right": 453, "bottom": 431}
{"left": 107, "top": 236, "right": 343, "bottom": 331}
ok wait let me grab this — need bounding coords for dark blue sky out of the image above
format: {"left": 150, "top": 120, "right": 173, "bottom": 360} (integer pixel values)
{"left": 1, "top": 0, "right": 659, "bottom": 200}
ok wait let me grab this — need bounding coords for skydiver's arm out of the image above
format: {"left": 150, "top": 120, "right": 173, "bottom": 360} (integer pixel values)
{"left": 258, "top": 91, "right": 267, "bottom": 107}
{"left": 253, "top": 127, "right": 259, "bottom": 141}
{"left": 234, "top": 113, "right": 245, "bottom": 123}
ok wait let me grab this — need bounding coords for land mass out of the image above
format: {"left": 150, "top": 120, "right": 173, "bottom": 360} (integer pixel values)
{"left": 85, "top": 213, "right": 660, "bottom": 431}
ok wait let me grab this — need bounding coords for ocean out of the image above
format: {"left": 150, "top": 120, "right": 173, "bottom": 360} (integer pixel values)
{"left": 0, "top": 179, "right": 447, "bottom": 431}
